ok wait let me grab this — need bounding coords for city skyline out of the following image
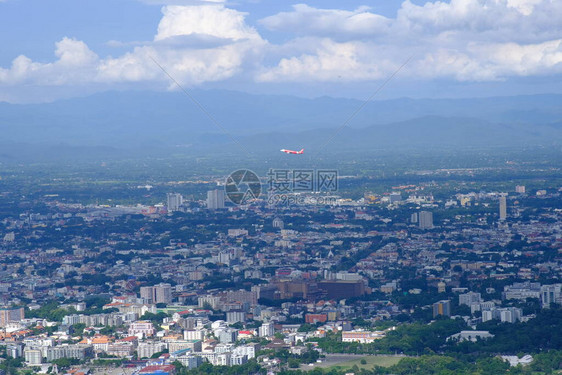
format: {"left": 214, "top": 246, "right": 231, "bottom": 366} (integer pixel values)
{"left": 0, "top": 0, "right": 561, "bottom": 374}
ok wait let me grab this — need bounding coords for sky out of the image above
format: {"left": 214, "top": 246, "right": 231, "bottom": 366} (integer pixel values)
{"left": 1, "top": 0, "right": 562, "bottom": 103}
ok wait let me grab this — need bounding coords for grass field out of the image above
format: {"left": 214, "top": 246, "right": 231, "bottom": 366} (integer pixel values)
{"left": 300, "top": 354, "right": 405, "bottom": 372}
{"left": 327, "top": 355, "right": 403, "bottom": 370}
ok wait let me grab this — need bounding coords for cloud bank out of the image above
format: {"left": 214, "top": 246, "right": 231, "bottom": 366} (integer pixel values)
{"left": 1, "top": 0, "right": 562, "bottom": 102}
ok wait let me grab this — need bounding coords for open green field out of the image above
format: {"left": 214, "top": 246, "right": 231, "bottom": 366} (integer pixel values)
{"left": 329, "top": 355, "right": 402, "bottom": 370}
{"left": 304, "top": 354, "right": 404, "bottom": 371}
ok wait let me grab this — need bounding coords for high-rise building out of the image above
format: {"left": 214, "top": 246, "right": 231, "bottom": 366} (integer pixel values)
{"left": 45, "top": 345, "right": 94, "bottom": 361}
{"left": 259, "top": 322, "right": 275, "bottom": 337}
{"left": 515, "top": 185, "right": 526, "bottom": 194}
{"left": 166, "top": 193, "right": 183, "bottom": 212}
{"left": 226, "top": 310, "right": 246, "bottom": 324}
{"left": 419, "top": 211, "right": 433, "bottom": 229}
{"left": 317, "top": 280, "right": 366, "bottom": 299}
{"left": 389, "top": 193, "right": 402, "bottom": 203}
{"left": 178, "top": 355, "right": 203, "bottom": 369}
{"left": 24, "top": 348, "right": 42, "bottom": 365}
{"left": 482, "top": 307, "right": 522, "bottom": 323}
{"left": 154, "top": 283, "right": 172, "bottom": 304}
{"left": 481, "top": 310, "right": 493, "bottom": 322}
{"left": 198, "top": 295, "right": 222, "bottom": 310}
{"left": 0, "top": 307, "right": 24, "bottom": 327}
{"left": 499, "top": 195, "right": 507, "bottom": 221}
{"left": 138, "top": 342, "right": 167, "bottom": 359}
{"left": 499, "top": 308, "right": 521, "bottom": 323}
{"left": 432, "top": 300, "right": 451, "bottom": 318}
{"left": 207, "top": 189, "right": 225, "bottom": 209}
{"left": 459, "top": 292, "right": 481, "bottom": 306}
{"left": 140, "top": 283, "right": 172, "bottom": 304}
{"left": 540, "top": 284, "right": 562, "bottom": 308}
{"left": 226, "top": 290, "right": 258, "bottom": 305}
{"left": 140, "top": 286, "right": 155, "bottom": 304}
{"left": 218, "top": 330, "right": 238, "bottom": 344}
{"left": 410, "top": 213, "right": 418, "bottom": 224}
{"left": 184, "top": 329, "right": 205, "bottom": 341}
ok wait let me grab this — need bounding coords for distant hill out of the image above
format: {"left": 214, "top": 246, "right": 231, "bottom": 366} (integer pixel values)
{"left": 0, "top": 90, "right": 561, "bottom": 160}
{"left": 237, "top": 115, "right": 562, "bottom": 153}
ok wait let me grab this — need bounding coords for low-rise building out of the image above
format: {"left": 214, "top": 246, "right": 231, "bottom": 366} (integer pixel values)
{"left": 342, "top": 330, "right": 385, "bottom": 343}
{"left": 447, "top": 331, "right": 494, "bottom": 342}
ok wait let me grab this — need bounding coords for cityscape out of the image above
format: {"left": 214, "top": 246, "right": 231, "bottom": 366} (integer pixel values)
{"left": 0, "top": 157, "right": 560, "bottom": 374}
{"left": 1, "top": 0, "right": 562, "bottom": 375}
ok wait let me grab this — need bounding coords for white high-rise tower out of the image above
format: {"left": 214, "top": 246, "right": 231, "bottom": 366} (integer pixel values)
{"left": 499, "top": 195, "right": 507, "bottom": 221}
{"left": 207, "top": 189, "right": 225, "bottom": 209}
{"left": 167, "top": 193, "right": 183, "bottom": 212}
{"left": 419, "top": 211, "right": 433, "bottom": 229}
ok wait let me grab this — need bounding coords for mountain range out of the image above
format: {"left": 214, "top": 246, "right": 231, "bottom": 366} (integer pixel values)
{"left": 0, "top": 90, "right": 561, "bottom": 161}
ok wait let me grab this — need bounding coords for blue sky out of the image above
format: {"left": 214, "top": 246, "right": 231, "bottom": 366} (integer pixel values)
{"left": 1, "top": 0, "right": 561, "bottom": 103}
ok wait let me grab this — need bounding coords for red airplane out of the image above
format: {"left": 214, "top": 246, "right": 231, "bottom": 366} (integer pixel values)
{"left": 280, "top": 148, "right": 304, "bottom": 154}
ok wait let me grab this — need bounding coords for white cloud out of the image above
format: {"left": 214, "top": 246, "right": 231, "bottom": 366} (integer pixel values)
{"left": 155, "top": 5, "right": 260, "bottom": 41}
{"left": 409, "top": 39, "right": 562, "bottom": 82}
{"left": 137, "top": 0, "right": 225, "bottom": 5}
{"left": 96, "top": 47, "right": 158, "bottom": 83}
{"left": 259, "top": 4, "right": 390, "bottom": 40}
{"left": 393, "top": 0, "right": 562, "bottom": 43}
{"left": 1, "top": 0, "right": 562, "bottom": 102}
{"left": 507, "top": 0, "right": 543, "bottom": 15}
{"left": 0, "top": 4, "right": 265, "bottom": 98}
{"left": 55, "top": 38, "right": 98, "bottom": 67}
{"left": 0, "top": 38, "right": 99, "bottom": 86}
{"left": 258, "top": 0, "right": 562, "bottom": 82}
{"left": 469, "top": 39, "right": 562, "bottom": 77}
{"left": 95, "top": 4, "right": 266, "bottom": 86}
{"left": 257, "top": 38, "right": 394, "bottom": 82}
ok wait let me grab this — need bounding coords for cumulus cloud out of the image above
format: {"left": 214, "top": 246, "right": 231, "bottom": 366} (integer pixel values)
{"left": 137, "top": 0, "right": 225, "bottom": 5}
{"left": 259, "top": 4, "right": 390, "bottom": 40}
{"left": 0, "top": 38, "right": 99, "bottom": 86}
{"left": 0, "top": 4, "right": 265, "bottom": 97}
{"left": 393, "top": 0, "right": 562, "bottom": 44}
{"left": 257, "top": 38, "right": 395, "bottom": 82}
{"left": 507, "top": 0, "right": 543, "bottom": 15}
{"left": 469, "top": 39, "right": 562, "bottom": 77}
{"left": 94, "top": 5, "right": 266, "bottom": 87}
{"left": 258, "top": 0, "right": 562, "bottom": 82}
{"left": 1, "top": 0, "right": 562, "bottom": 101}
{"left": 147, "top": 5, "right": 265, "bottom": 86}
{"left": 155, "top": 5, "right": 260, "bottom": 41}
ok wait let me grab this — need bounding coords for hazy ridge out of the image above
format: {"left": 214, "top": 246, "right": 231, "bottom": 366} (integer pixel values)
{"left": 0, "top": 90, "right": 561, "bottom": 160}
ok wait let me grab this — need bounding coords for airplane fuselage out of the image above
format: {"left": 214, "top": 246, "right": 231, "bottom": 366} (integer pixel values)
{"left": 280, "top": 148, "right": 304, "bottom": 154}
